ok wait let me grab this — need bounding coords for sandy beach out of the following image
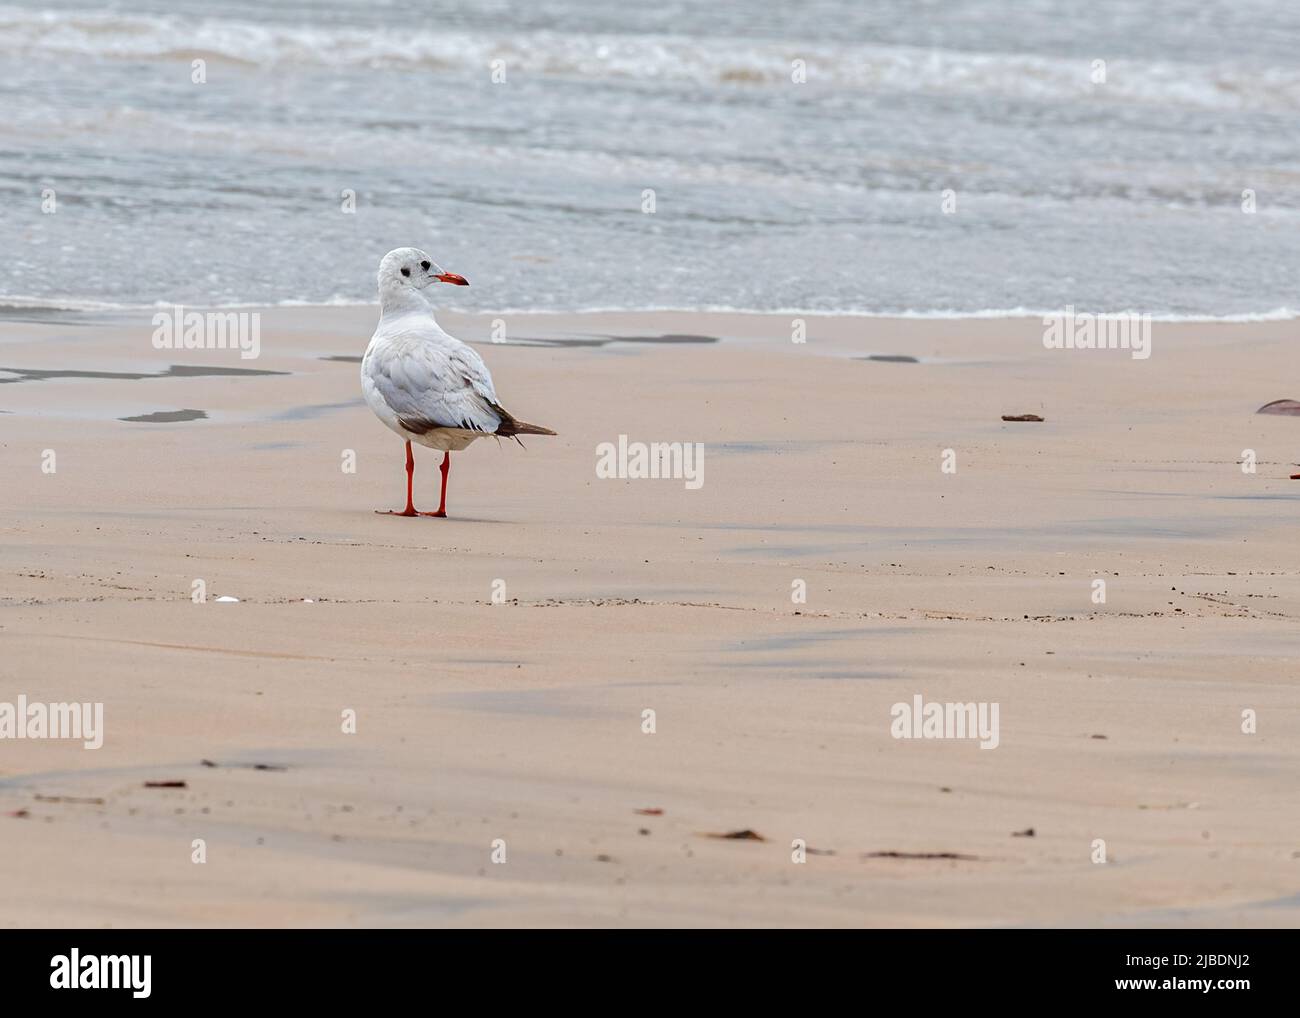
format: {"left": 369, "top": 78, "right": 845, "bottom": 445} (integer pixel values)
{"left": 0, "top": 306, "right": 1296, "bottom": 927}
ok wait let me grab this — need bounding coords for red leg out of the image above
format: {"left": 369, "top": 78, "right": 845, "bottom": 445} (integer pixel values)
{"left": 423, "top": 451, "right": 449, "bottom": 518}
{"left": 376, "top": 440, "right": 419, "bottom": 516}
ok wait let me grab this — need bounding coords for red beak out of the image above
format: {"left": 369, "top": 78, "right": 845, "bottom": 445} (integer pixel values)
{"left": 436, "top": 272, "right": 469, "bottom": 286}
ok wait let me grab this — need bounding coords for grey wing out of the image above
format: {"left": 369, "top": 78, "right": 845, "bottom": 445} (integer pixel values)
{"left": 370, "top": 333, "right": 503, "bottom": 436}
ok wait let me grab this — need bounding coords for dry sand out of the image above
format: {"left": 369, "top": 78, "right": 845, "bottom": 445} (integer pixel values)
{"left": 1, "top": 306, "right": 1298, "bottom": 927}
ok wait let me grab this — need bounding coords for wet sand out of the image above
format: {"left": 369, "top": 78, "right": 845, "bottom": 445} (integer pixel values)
{"left": 1, "top": 306, "right": 1298, "bottom": 927}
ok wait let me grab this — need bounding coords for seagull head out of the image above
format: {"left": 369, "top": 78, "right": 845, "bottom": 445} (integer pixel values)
{"left": 378, "top": 247, "right": 469, "bottom": 294}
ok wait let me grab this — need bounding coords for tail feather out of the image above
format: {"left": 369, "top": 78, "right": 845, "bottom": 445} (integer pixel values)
{"left": 493, "top": 405, "right": 556, "bottom": 438}
{"left": 503, "top": 420, "right": 558, "bottom": 437}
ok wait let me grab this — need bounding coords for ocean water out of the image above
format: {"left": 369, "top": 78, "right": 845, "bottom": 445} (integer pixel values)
{"left": 2, "top": 0, "right": 1299, "bottom": 316}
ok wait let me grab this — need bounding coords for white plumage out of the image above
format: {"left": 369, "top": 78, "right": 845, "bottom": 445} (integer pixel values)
{"left": 364, "top": 316, "right": 503, "bottom": 451}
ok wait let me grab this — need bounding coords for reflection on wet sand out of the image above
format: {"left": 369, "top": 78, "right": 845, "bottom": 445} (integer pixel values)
{"left": 118, "top": 409, "right": 208, "bottom": 423}
{"left": 0, "top": 364, "right": 287, "bottom": 384}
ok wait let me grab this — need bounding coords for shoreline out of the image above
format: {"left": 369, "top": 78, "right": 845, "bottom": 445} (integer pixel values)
{"left": 2, "top": 299, "right": 1298, "bottom": 325}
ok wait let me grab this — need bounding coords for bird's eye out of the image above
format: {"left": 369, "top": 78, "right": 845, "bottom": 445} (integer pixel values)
{"left": 420, "top": 260, "right": 431, "bottom": 271}
{"left": 400, "top": 267, "right": 410, "bottom": 277}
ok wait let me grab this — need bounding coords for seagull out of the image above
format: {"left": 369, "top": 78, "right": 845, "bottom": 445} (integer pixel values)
{"left": 361, "top": 247, "right": 556, "bottom": 517}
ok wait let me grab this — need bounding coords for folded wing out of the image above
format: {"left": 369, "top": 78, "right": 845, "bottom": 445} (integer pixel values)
{"left": 370, "top": 330, "right": 504, "bottom": 436}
